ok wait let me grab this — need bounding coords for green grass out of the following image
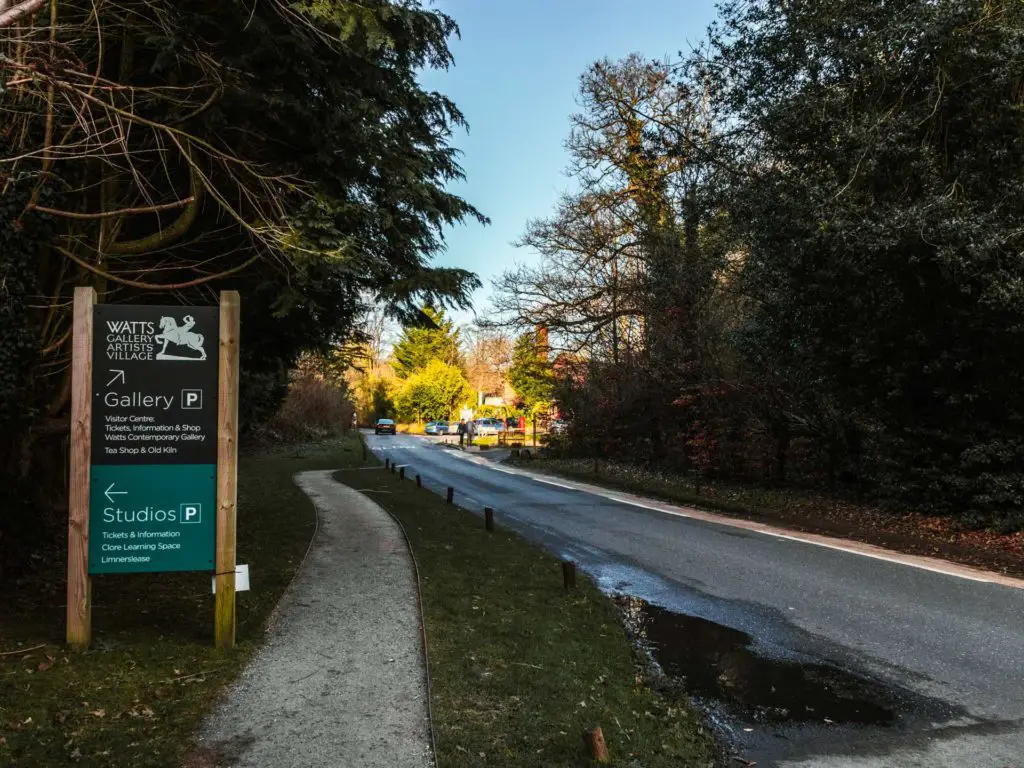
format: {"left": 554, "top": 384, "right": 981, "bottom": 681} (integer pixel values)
{"left": 0, "top": 435, "right": 365, "bottom": 768}
{"left": 337, "top": 464, "right": 719, "bottom": 767}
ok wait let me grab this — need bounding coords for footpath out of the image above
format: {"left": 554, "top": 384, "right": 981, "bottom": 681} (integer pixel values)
{"left": 193, "top": 469, "right": 432, "bottom": 768}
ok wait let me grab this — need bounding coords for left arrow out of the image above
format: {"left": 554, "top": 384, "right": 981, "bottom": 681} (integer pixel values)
{"left": 104, "top": 482, "right": 128, "bottom": 504}
{"left": 106, "top": 369, "right": 125, "bottom": 387}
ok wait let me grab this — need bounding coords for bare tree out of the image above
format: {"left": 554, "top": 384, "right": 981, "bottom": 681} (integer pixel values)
{"left": 0, "top": 0, "right": 45, "bottom": 29}
{"left": 463, "top": 324, "right": 512, "bottom": 395}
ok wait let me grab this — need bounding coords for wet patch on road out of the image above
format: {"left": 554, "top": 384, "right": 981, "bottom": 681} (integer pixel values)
{"left": 616, "top": 595, "right": 897, "bottom": 727}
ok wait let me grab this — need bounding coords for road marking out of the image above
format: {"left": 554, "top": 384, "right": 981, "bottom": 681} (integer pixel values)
{"left": 534, "top": 477, "right": 582, "bottom": 491}
{"left": 376, "top": 435, "right": 1024, "bottom": 588}
{"left": 610, "top": 496, "right": 1004, "bottom": 584}
{"left": 446, "top": 457, "right": 1024, "bottom": 589}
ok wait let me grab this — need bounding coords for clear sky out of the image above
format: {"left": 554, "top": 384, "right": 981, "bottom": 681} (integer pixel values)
{"left": 418, "top": 0, "right": 721, "bottom": 325}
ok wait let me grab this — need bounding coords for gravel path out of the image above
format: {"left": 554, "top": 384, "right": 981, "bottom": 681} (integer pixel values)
{"left": 196, "top": 469, "right": 432, "bottom": 768}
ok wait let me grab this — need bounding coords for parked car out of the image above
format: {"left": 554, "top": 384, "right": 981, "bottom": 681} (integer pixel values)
{"left": 374, "top": 418, "right": 396, "bottom": 435}
{"left": 472, "top": 418, "right": 505, "bottom": 435}
{"left": 424, "top": 421, "right": 450, "bottom": 436}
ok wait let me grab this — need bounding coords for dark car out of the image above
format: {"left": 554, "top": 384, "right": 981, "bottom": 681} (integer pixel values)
{"left": 374, "top": 418, "right": 397, "bottom": 435}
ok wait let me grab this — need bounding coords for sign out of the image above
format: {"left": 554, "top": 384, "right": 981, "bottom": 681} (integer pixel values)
{"left": 88, "top": 305, "right": 218, "bottom": 574}
{"left": 212, "top": 564, "right": 250, "bottom": 594}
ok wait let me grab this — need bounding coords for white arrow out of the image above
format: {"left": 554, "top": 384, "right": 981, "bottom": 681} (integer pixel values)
{"left": 104, "top": 482, "right": 127, "bottom": 504}
{"left": 106, "top": 369, "right": 125, "bottom": 387}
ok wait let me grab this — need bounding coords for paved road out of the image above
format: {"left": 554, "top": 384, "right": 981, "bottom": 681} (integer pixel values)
{"left": 364, "top": 432, "right": 1024, "bottom": 767}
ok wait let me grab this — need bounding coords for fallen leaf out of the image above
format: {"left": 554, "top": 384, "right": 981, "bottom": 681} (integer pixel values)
{"left": 88, "top": 709, "right": 105, "bottom": 718}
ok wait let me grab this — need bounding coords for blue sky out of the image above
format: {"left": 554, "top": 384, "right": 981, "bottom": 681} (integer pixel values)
{"left": 418, "top": 0, "right": 721, "bottom": 325}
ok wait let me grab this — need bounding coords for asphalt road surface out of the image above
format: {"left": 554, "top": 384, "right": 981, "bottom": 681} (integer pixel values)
{"left": 364, "top": 431, "right": 1024, "bottom": 767}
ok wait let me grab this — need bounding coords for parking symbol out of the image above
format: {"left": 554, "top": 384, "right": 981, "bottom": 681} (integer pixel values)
{"left": 180, "top": 504, "right": 201, "bottom": 524}
{"left": 182, "top": 389, "right": 203, "bottom": 409}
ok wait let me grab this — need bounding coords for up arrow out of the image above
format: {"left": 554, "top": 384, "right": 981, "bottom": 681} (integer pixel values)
{"left": 104, "top": 482, "right": 128, "bottom": 504}
{"left": 106, "top": 370, "right": 126, "bottom": 387}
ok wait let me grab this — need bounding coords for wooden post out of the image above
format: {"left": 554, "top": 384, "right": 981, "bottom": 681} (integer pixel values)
{"left": 484, "top": 507, "right": 494, "bottom": 532}
{"left": 215, "top": 291, "right": 240, "bottom": 651}
{"left": 385, "top": 457, "right": 390, "bottom": 469}
{"left": 562, "top": 560, "right": 576, "bottom": 589}
{"left": 446, "top": 486, "right": 454, "bottom": 504}
{"left": 67, "top": 287, "right": 95, "bottom": 650}
{"left": 362, "top": 443, "right": 367, "bottom": 462}
{"left": 399, "top": 466, "right": 405, "bottom": 480}
{"left": 582, "top": 726, "right": 609, "bottom": 763}
{"left": 416, "top": 474, "right": 422, "bottom": 489}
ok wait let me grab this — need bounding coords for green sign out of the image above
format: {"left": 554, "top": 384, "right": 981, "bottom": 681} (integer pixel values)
{"left": 89, "top": 464, "right": 215, "bottom": 573}
{"left": 89, "top": 304, "right": 219, "bottom": 575}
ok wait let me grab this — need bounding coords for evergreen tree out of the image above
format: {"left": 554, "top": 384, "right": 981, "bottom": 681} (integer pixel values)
{"left": 715, "top": 0, "right": 1024, "bottom": 520}
{"left": 508, "top": 331, "right": 555, "bottom": 410}
{"left": 392, "top": 307, "right": 463, "bottom": 378}
{"left": 395, "top": 360, "right": 470, "bottom": 421}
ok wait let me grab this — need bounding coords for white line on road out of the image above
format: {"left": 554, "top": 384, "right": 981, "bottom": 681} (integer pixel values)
{"left": 426, "top": 443, "right": 1024, "bottom": 590}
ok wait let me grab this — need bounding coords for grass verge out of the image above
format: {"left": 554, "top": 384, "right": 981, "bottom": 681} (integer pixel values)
{"left": 0, "top": 435, "right": 364, "bottom": 768}
{"left": 336, "top": 463, "right": 719, "bottom": 767}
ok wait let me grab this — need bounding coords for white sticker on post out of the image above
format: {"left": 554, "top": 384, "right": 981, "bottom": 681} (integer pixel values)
{"left": 211, "top": 564, "right": 250, "bottom": 594}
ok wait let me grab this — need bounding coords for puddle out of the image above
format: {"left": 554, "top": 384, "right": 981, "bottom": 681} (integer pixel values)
{"left": 617, "top": 595, "right": 896, "bottom": 727}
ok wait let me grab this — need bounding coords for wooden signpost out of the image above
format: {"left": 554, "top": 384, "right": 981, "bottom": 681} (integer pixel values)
{"left": 66, "top": 288, "right": 240, "bottom": 651}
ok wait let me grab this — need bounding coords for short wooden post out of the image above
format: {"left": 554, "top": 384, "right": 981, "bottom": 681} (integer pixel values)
{"left": 362, "top": 443, "right": 367, "bottom": 462}
{"left": 399, "top": 466, "right": 405, "bottom": 480}
{"left": 484, "top": 507, "right": 494, "bottom": 531}
{"left": 416, "top": 474, "right": 422, "bottom": 488}
{"left": 562, "top": 560, "right": 576, "bottom": 589}
{"left": 583, "top": 726, "right": 609, "bottom": 763}
{"left": 215, "top": 291, "right": 240, "bottom": 651}
{"left": 446, "top": 486, "right": 454, "bottom": 504}
{"left": 385, "top": 457, "right": 390, "bottom": 469}
{"left": 391, "top": 463, "right": 396, "bottom": 474}
{"left": 67, "top": 286, "right": 95, "bottom": 650}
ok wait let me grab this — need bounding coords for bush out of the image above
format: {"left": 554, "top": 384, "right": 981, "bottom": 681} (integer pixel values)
{"left": 263, "top": 374, "right": 353, "bottom": 442}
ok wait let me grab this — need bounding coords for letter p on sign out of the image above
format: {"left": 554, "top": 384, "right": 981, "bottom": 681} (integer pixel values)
{"left": 180, "top": 503, "right": 202, "bottom": 524}
{"left": 182, "top": 389, "right": 202, "bottom": 409}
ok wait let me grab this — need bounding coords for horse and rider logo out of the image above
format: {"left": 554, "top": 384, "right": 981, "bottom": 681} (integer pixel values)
{"left": 155, "top": 315, "right": 206, "bottom": 361}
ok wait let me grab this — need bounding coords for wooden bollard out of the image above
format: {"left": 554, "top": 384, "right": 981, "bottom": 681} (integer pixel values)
{"left": 582, "top": 726, "right": 609, "bottom": 763}
{"left": 562, "top": 560, "right": 576, "bottom": 589}
{"left": 362, "top": 444, "right": 367, "bottom": 461}
{"left": 391, "top": 463, "right": 396, "bottom": 474}
{"left": 416, "top": 474, "right": 422, "bottom": 488}
{"left": 385, "top": 457, "right": 390, "bottom": 469}
{"left": 399, "top": 466, "right": 405, "bottom": 480}
{"left": 484, "top": 507, "right": 494, "bottom": 532}
{"left": 446, "top": 486, "right": 454, "bottom": 504}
